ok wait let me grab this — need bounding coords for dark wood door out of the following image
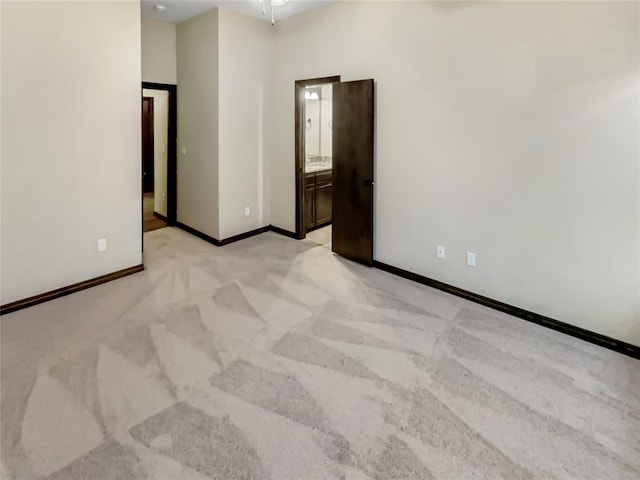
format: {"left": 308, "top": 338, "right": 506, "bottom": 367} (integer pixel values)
{"left": 142, "top": 97, "right": 155, "bottom": 193}
{"left": 331, "top": 79, "right": 374, "bottom": 266}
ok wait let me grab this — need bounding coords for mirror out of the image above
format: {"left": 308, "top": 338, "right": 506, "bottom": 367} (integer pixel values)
{"left": 304, "top": 84, "right": 333, "bottom": 172}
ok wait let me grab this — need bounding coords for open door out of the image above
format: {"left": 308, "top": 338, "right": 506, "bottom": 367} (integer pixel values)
{"left": 332, "top": 79, "right": 374, "bottom": 266}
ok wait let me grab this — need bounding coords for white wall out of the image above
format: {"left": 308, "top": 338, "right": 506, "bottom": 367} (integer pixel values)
{"left": 304, "top": 98, "right": 320, "bottom": 156}
{"left": 320, "top": 84, "right": 332, "bottom": 158}
{"left": 1, "top": 0, "right": 142, "bottom": 304}
{"left": 218, "top": 8, "right": 273, "bottom": 238}
{"left": 176, "top": 9, "right": 219, "bottom": 239}
{"left": 270, "top": 1, "right": 640, "bottom": 345}
{"left": 142, "top": 88, "right": 169, "bottom": 216}
{"left": 141, "top": 17, "right": 176, "bottom": 84}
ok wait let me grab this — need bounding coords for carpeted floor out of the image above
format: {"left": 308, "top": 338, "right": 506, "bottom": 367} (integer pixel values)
{"left": 1, "top": 227, "right": 638, "bottom": 479}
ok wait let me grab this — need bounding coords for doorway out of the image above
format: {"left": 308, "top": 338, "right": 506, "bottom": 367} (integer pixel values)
{"left": 295, "top": 76, "right": 375, "bottom": 266}
{"left": 295, "top": 76, "right": 339, "bottom": 243}
{"left": 141, "top": 95, "right": 166, "bottom": 232}
{"left": 140, "top": 82, "right": 177, "bottom": 238}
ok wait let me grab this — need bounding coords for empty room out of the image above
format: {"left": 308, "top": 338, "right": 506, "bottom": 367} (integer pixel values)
{"left": 1, "top": 1, "right": 638, "bottom": 479}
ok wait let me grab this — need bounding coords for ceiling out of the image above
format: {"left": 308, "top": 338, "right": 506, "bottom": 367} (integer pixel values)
{"left": 141, "top": 0, "right": 335, "bottom": 24}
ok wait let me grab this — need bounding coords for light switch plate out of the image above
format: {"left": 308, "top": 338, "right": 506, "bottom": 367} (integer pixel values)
{"left": 436, "top": 245, "right": 445, "bottom": 259}
{"left": 97, "top": 238, "right": 107, "bottom": 252}
{"left": 466, "top": 252, "right": 476, "bottom": 267}
{"left": 244, "top": 207, "right": 251, "bottom": 217}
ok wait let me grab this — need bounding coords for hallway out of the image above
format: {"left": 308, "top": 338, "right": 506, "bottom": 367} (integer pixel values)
{"left": 143, "top": 192, "right": 166, "bottom": 232}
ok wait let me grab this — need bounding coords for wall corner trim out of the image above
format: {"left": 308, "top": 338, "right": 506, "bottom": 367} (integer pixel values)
{"left": 372, "top": 261, "right": 640, "bottom": 360}
{"left": 176, "top": 222, "right": 299, "bottom": 246}
{"left": 0, "top": 264, "right": 145, "bottom": 316}
{"left": 268, "top": 225, "right": 298, "bottom": 239}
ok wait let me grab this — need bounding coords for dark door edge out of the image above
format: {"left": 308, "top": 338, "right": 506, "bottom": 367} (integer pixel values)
{"left": 0, "top": 264, "right": 144, "bottom": 316}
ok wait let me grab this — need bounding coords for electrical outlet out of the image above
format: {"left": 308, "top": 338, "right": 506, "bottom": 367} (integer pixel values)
{"left": 244, "top": 206, "right": 251, "bottom": 217}
{"left": 97, "top": 238, "right": 107, "bottom": 252}
{"left": 181, "top": 147, "right": 187, "bottom": 156}
{"left": 162, "top": 144, "right": 166, "bottom": 153}
{"left": 466, "top": 251, "right": 477, "bottom": 267}
{"left": 436, "top": 245, "right": 446, "bottom": 259}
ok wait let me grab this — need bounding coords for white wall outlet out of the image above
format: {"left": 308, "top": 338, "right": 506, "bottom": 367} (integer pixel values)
{"left": 466, "top": 251, "right": 477, "bottom": 267}
{"left": 162, "top": 144, "right": 166, "bottom": 153}
{"left": 181, "top": 147, "right": 187, "bottom": 156}
{"left": 97, "top": 238, "right": 107, "bottom": 252}
{"left": 436, "top": 245, "right": 446, "bottom": 259}
{"left": 244, "top": 206, "right": 251, "bottom": 217}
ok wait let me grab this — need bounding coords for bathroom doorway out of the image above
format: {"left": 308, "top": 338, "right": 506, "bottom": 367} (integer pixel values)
{"left": 295, "top": 76, "right": 375, "bottom": 266}
{"left": 295, "top": 76, "right": 340, "bottom": 245}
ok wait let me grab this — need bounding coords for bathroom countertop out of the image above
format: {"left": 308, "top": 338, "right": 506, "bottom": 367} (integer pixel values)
{"left": 306, "top": 164, "right": 332, "bottom": 173}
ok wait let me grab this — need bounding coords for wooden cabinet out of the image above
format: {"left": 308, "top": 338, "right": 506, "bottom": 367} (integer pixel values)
{"left": 304, "top": 185, "right": 315, "bottom": 231}
{"left": 315, "top": 182, "right": 332, "bottom": 226}
{"left": 305, "top": 170, "right": 332, "bottom": 230}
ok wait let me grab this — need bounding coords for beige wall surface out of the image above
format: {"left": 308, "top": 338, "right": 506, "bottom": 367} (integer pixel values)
{"left": 320, "top": 84, "right": 332, "bottom": 159}
{"left": 176, "top": 9, "right": 220, "bottom": 239}
{"left": 217, "top": 9, "right": 273, "bottom": 239}
{"left": 304, "top": 99, "right": 320, "bottom": 157}
{"left": 142, "top": 88, "right": 169, "bottom": 217}
{"left": 269, "top": 1, "right": 640, "bottom": 345}
{"left": 1, "top": 0, "right": 142, "bottom": 304}
{"left": 142, "top": 17, "right": 177, "bottom": 84}
{"left": 3, "top": 1, "right": 637, "bottom": 346}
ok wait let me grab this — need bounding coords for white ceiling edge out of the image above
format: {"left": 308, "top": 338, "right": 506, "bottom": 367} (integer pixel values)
{"left": 141, "top": 0, "right": 335, "bottom": 24}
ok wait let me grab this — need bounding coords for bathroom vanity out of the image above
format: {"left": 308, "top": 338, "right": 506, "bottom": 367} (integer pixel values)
{"left": 304, "top": 165, "right": 332, "bottom": 231}
{"left": 302, "top": 82, "right": 334, "bottom": 233}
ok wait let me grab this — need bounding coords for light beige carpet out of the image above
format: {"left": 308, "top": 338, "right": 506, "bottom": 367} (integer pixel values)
{"left": 1, "top": 227, "right": 638, "bottom": 479}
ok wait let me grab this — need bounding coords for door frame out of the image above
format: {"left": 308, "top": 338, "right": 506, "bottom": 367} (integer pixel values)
{"left": 141, "top": 82, "right": 178, "bottom": 234}
{"left": 294, "top": 75, "right": 340, "bottom": 239}
{"left": 142, "top": 96, "right": 155, "bottom": 193}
